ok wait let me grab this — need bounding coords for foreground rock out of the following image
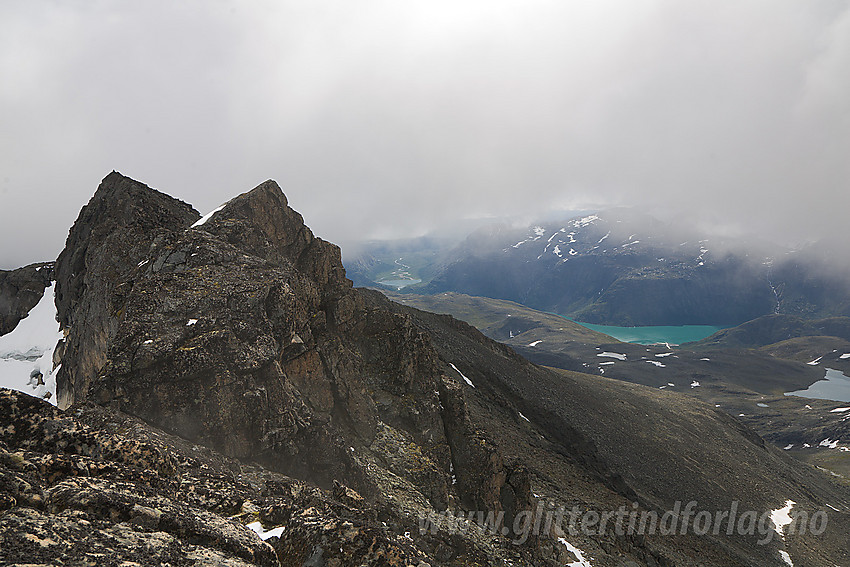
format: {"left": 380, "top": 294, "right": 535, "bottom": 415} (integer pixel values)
{"left": 0, "top": 388, "right": 479, "bottom": 566}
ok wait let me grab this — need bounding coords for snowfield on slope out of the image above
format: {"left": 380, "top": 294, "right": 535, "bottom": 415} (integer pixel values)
{"left": 0, "top": 283, "right": 62, "bottom": 405}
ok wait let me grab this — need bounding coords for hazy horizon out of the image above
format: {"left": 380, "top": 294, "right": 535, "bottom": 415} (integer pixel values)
{"left": 2, "top": 1, "right": 848, "bottom": 269}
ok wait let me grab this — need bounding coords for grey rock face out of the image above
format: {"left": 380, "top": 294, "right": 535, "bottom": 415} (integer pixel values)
{"left": 54, "top": 171, "right": 200, "bottom": 408}
{"left": 0, "top": 262, "right": 54, "bottom": 336}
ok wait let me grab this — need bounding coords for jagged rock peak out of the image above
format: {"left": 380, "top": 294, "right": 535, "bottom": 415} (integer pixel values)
{"left": 194, "top": 178, "right": 351, "bottom": 298}
{"left": 79, "top": 171, "right": 199, "bottom": 225}
{"left": 54, "top": 172, "right": 201, "bottom": 408}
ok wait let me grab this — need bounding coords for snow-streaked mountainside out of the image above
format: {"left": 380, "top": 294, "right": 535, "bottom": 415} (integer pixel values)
{"left": 503, "top": 212, "right": 715, "bottom": 266}
{"left": 0, "top": 282, "right": 61, "bottom": 404}
{"left": 419, "top": 209, "right": 850, "bottom": 326}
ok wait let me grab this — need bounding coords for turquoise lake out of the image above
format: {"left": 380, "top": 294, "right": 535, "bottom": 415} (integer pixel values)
{"left": 568, "top": 320, "right": 726, "bottom": 345}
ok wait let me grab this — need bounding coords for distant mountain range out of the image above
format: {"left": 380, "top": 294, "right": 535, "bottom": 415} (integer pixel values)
{"left": 348, "top": 209, "right": 850, "bottom": 326}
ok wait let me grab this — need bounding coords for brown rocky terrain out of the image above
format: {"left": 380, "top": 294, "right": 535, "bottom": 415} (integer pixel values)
{"left": 2, "top": 172, "right": 849, "bottom": 566}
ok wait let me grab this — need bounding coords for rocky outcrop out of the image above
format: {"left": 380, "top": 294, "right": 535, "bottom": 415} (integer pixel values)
{"left": 54, "top": 172, "right": 200, "bottom": 408}
{"left": 0, "top": 262, "right": 54, "bottom": 336}
{"left": 0, "top": 387, "right": 492, "bottom": 566}
{"left": 53, "top": 173, "right": 535, "bottom": 552}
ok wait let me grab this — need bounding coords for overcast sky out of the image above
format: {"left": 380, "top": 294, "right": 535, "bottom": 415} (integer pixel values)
{"left": 1, "top": 1, "right": 848, "bottom": 268}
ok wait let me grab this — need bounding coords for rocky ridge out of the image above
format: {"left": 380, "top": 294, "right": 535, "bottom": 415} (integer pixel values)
{"left": 1, "top": 172, "right": 849, "bottom": 566}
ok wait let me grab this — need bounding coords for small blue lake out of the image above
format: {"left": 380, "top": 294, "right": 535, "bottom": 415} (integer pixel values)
{"left": 785, "top": 368, "right": 850, "bottom": 403}
{"left": 567, "top": 320, "right": 725, "bottom": 345}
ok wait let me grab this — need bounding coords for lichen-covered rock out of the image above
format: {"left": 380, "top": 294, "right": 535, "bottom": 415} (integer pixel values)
{"left": 0, "top": 388, "right": 532, "bottom": 566}
{"left": 54, "top": 172, "right": 200, "bottom": 408}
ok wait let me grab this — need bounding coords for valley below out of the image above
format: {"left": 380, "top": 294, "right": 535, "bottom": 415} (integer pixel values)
{"left": 391, "top": 292, "right": 850, "bottom": 479}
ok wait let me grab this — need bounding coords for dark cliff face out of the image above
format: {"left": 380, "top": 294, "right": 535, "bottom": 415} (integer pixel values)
{"left": 54, "top": 172, "right": 200, "bottom": 408}
{"left": 0, "top": 262, "right": 54, "bottom": 336}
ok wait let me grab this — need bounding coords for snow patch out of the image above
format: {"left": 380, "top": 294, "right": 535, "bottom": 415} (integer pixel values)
{"left": 0, "top": 283, "right": 62, "bottom": 405}
{"left": 528, "top": 340, "right": 542, "bottom": 347}
{"left": 191, "top": 204, "right": 226, "bottom": 228}
{"left": 572, "top": 215, "right": 599, "bottom": 228}
{"left": 646, "top": 360, "right": 665, "bottom": 368}
{"left": 819, "top": 438, "right": 839, "bottom": 449}
{"left": 557, "top": 537, "right": 593, "bottom": 567}
{"left": 186, "top": 319, "right": 198, "bottom": 326}
{"left": 783, "top": 444, "right": 794, "bottom": 450}
{"left": 450, "top": 363, "right": 475, "bottom": 388}
{"left": 829, "top": 407, "right": 850, "bottom": 413}
{"left": 807, "top": 356, "right": 823, "bottom": 366}
{"left": 518, "top": 412, "right": 530, "bottom": 422}
{"left": 690, "top": 381, "right": 700, "bottom": 388}
{"left": 597, "top": 352, "right": 626, "bottom": 361}
{"left": 840, "top": 353, "right": 850, "bottom": 359}
{"left": 246, "top": 521, "right": 285, "bottom": 540}
{"left": 757, "top": 403, "right": 769, "bottom": 408}
{"left": 770, "top": 500, "right": 796, "bottom": 539}
{"left": 779, "top": 550, "right": 793, "bottom": 566}
{"left": 655, "top": 352, "right": 674, "bottom": 358}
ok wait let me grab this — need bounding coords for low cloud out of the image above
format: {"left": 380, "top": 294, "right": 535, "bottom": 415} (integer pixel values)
{"left": 1, "top": 1, "right": 848, "bottom": 268}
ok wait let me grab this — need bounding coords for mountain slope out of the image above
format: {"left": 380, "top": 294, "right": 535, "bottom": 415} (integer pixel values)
{"left": 2, "top": 172, "right": 848, "bottom": 566}
{"left": 693, "top": 313, "right": 850, "bottom": 349}
{"left": 397, "top": 302, "right": 850, "bottom": 566}
{"left": 392, "top": 290, "right": 850, "bottom": 479}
